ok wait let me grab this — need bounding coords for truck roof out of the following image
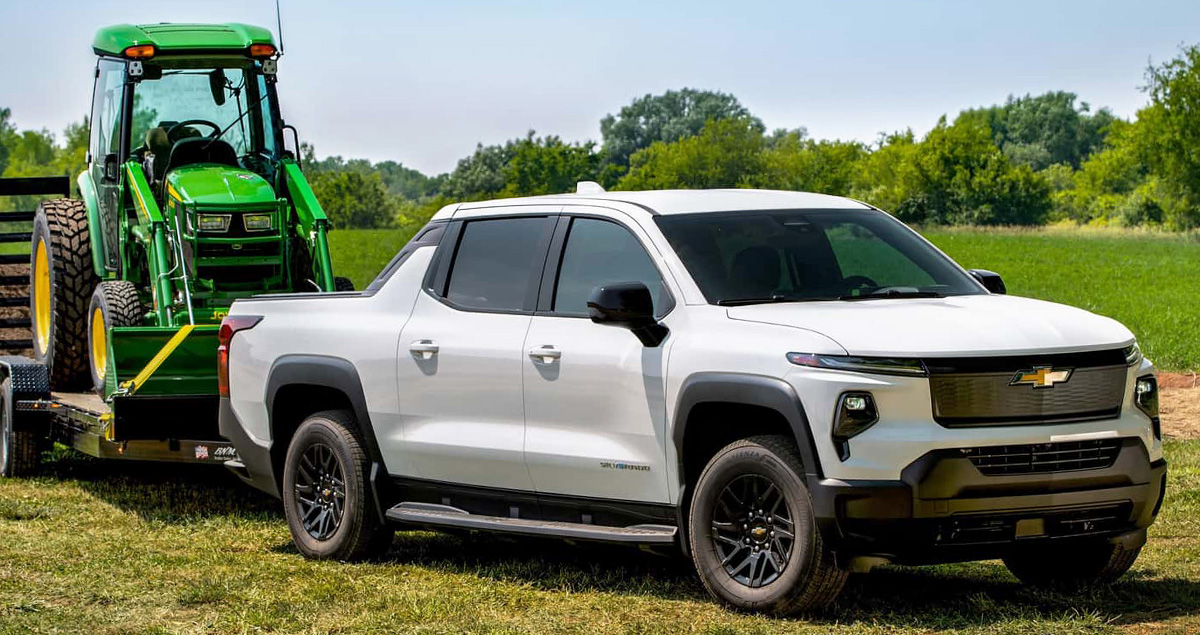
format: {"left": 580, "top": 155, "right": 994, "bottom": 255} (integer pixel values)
{"left": 93, "top": 23, "right": 276, "bottom": 57}
{"left": 440, "top": 189, "right": 872, "bottom": 220}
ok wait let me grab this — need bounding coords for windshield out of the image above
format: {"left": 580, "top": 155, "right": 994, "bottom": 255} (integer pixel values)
{"left": 654, "top": 209, "right": 985, "bottom": 305}
{"left": 130, "top": 62, "right": 278, "bottom": 161}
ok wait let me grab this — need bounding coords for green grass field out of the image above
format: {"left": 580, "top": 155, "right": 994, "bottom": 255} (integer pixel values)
{"left": 0, "top": 442, "right": 1195, "bottom": 634}
{"left": 329, "top": 225, "right": 1200, "bottom": 371}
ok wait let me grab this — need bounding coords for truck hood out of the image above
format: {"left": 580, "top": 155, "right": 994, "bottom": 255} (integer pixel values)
{"left": 165, "top": 165, "right": 276, "bottom": 206}
{"left": 727, "top": 294, "right": 1135, "bottom": 357}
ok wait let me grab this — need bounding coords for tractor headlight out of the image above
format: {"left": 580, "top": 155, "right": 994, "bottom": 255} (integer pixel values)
{"left": 243, "top": 213, "right": 273, "bottom": 231}
{"left": 198, "top": 214, "right": 231, "bottom": 232}
{"left": 1135, "top": 374, "right": 1161, "bottom": 440}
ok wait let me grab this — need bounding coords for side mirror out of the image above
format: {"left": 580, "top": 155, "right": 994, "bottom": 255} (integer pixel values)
{"left": 102, "top": 154, "right": 120, "bottom": 183}
{"left": 968, "top": 269, "right": 1006, "bottom": 295}
{"left": 587, "top": 282, "right": 669, "bottom": 347}
{"left": 209, "top": 68, "right": 227, "bottom": 106}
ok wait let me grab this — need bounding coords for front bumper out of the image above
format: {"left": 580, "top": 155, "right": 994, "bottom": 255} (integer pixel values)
{"left": 810, "top": 437, "right": 1167, "bottom": 565}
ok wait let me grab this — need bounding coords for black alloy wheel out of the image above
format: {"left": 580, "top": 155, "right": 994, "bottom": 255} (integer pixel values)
{"left": 710, "top": 473, "right": 796, "bottom": 588}
{"left": 293, "top": 442, "right": 347, "bottom": 540}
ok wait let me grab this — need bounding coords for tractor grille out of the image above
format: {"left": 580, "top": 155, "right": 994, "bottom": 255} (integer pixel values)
{"left": 197, "top": 241, "right": 280, "bottom": 259}
{"left": 926, "top": 350, "right": 1127, "bottom": 427}
{"left": 959, "top": 439, "right": 1123, "bottom": 476}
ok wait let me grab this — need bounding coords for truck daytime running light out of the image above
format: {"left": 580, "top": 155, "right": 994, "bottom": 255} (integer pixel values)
{"left": 1135, "top": 374, "right": 1161, "bottom": 440}
{"left": 786, "top": 352, "right": 927, "bottom": 377}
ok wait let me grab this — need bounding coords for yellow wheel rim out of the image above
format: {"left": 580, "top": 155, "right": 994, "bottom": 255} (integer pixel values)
{"left": 33, "top": 241, "right": 51, "bottom": 353}
{"left": 91, "top": 307, "right": 107, "bottom": 382}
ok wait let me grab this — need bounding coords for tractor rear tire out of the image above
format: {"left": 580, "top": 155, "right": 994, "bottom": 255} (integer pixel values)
{"left": 334, "top": 277, "right": 355, "bottom": 292}
{"left": 31, "top": 199, "right": 97, "bottom": 390}
{"left": 88, "top": 281, "right": 144, "bottom": 396}
{"left": 0, "top": 378, "right": 39, "bottom": 478}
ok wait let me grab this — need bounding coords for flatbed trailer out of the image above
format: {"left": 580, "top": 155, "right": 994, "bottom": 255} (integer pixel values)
{"left": 2, "top": 355, "right": 239, "bottom": 472}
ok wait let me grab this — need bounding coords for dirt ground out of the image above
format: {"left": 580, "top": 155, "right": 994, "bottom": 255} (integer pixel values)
{"left": 1158, "top": 372, "right": 1200, "bottom": 440}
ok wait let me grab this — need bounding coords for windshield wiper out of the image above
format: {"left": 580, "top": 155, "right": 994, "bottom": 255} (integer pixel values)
{"left": 716, "top": 295, "right": 796, "bottom": 306}
{"left": 839, "top": 288, "right": 946, "bottom": 301}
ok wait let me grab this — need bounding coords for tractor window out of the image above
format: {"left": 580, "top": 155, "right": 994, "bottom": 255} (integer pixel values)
{"left": 89, "top": 59, "right": 125, "bottom": 160}
{"left": 130, "top": 64, "right": 277, "bottom": 164}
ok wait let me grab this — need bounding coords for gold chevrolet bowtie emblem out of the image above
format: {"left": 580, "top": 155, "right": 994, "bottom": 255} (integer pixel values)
{"left": 1010, "top": 366, "right": 1072, "bottom": 389}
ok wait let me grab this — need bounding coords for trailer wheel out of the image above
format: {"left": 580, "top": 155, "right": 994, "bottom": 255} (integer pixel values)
{"left": 31, "top": 199, "right": 97, "bottom": 390}
{"left": 0, "top": 378, "right": 39, "bottom": 477}
{"left": 87, "top": 281, "right": 144, "bottom": 396}
{"left": 334, "top": 277, "right": 355, "bottom": 292}
{"left": 282, "top": 410, "right": 393, "bottom": 560}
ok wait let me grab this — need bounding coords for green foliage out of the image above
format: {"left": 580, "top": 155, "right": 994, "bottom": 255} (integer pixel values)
{"left": 617, "top": 118, "right": 766, "bottom": 190}
{"left": 500, "top": 133, "right": 600, "bottom": 196}
{"left": 756, "top": 133, "right": 866, "bottom": 194}
{"left": 307, "top": 170, "right": 395, "bottom": 229}
{"left": 600, "top": 88, "right": 762, "bottom": 171}
{"left": 959, "top": 92, "right": 1113, "bottom": 170}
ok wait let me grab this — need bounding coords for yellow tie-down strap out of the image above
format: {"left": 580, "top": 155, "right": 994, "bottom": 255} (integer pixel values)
{"left": 114, "top": 324, "right": 196, "bottom": 398}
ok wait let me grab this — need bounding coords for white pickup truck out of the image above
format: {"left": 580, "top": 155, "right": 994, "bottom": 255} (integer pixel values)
{"left": 218, "top": 187, "right": 1166, "bottom": 614}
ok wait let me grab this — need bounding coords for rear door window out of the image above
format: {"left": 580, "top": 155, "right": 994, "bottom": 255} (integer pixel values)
{"left": 444, "top": 217, "right": 552, "bottom": 312}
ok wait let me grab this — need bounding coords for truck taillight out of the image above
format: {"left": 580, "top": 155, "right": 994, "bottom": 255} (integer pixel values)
{"left": 217, "top": 315, "right": 262, "bottom": 397}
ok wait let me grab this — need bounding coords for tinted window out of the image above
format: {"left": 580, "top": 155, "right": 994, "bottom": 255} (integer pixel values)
{"left": 554, "top": 218, "right": 668, "bottom": 316}
{"left": 654, "top": 209, "right": 983, "bottom": 304}
{"left": 445, "top": 217, "right": 548, "bottom": 311}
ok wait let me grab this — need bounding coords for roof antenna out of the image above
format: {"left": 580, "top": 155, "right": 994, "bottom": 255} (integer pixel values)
{"left": 275, "top": 0, "right": 285, "bottom": 55}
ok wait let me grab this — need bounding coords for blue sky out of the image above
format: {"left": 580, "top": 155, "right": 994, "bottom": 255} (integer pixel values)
{"left": 2, "top": 0, "right": 1198, "bottom": 175}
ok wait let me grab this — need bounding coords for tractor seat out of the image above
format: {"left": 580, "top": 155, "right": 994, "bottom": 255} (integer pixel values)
{"left": 161, "top": 137, "right": 239, "bottom": 181}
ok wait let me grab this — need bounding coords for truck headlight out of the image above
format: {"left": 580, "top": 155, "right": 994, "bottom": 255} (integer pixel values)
{"left": 833, "top": 392, "right": 879, "bottom": 461}
{"left": 198, "top": 214, "right": 231, "bottom": 232}
{"left": 243, "top": 213, "right": 273, "bottom": 231}
{"left": 1135, "top": 375, "right": 1161, "bottom": 440}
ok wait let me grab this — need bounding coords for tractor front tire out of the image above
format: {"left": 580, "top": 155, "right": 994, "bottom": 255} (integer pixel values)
{"left": 87, "top": 281, "right": 144, "bottom": 396}
{"left": 31, "top": 199, "right": 97, "bottom": 390}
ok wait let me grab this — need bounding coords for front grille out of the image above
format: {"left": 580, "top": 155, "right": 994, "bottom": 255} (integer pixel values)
{"left": 960, "top": 439, "right": 1122, "bottom": 476}
{"left": 927, "top": 349, "right": 1127, "bottom": 427}
{"left": 939, "top": 503, "right": 1131, "bottom": 545}
{"left": 197, "top": 241, "right": 281, "bottom": 259}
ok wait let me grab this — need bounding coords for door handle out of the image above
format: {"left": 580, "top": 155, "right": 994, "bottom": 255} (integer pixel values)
{"left": 409, "top": 340, "right": 439, "bottom": 360}
{"left": 528, "top": 345, "right": 561, "bottom": 364}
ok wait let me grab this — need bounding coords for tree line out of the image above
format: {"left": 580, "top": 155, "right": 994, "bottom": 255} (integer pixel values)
{"left": 5, "top": 42, "right": 1200, "bottom": 232}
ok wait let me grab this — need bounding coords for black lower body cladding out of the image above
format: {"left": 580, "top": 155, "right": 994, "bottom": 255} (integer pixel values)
{"left": 808, "top": 437, "right": 1166, "bottom": 565}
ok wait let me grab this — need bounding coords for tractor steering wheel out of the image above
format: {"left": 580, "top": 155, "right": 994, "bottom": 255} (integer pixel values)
{"left": 167, "top": 119, "right": 222, "bottom": 140}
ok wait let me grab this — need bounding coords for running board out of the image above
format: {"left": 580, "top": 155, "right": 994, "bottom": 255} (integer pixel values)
{"left": 385, "top": 502, "right": 678, "bottom": 544}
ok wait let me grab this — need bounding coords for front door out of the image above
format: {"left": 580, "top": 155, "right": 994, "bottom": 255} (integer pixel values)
{"left": 394, "top": 214, "right": 556, "bottom": 490}
{"left": 522, "top": 213, "right": 675, "bottom": 503}
{"left": 87, "top": 58, "right": 127, "bottom": 272}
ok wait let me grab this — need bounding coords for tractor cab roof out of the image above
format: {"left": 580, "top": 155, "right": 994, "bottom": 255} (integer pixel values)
{"left": 93, "top": 23, "right": 276, "bottom": 58}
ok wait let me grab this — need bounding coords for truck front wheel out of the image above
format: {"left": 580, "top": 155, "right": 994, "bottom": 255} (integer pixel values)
{"left": 282, "top": 410, "right": 393, "bottom": 560}
{"left": 1003, "top": 541, "right": 1141, "bottom": 587}
{"left": 688, "top": 435, "right": 847, "bottom": 615}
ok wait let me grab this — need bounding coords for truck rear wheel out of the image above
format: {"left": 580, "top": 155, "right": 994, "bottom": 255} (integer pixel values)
{"left": 282, "top": 410, "right": 393, "bottom": 560}
{"left": 31, "top": 199, "right": 97, "bottom": 390}
{"left": 87, "top": 281, "right": 144, "bottom": 396}
{"left": 688, "top": 435, "right": 847, "bottom": 615}
{"left": 1003, "top": 541, "right": 1142, "bottom": 587}
{"left": 0, "top": 378, "right": 39, "bottom": 477}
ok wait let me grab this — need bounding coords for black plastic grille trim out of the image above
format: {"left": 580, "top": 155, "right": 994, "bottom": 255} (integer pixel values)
{"left": 960, "top": 439, "right": 1123, "bottom": 476}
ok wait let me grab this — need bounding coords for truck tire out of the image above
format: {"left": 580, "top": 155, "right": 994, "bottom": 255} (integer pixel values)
{"left": 688, "top": 435, "right": 847, "bottom": 615}
{"left": 31, "top": 199, "right": 97, "bottom": 390}
{"left": 282, "top": 410, "right": 393, "bottom": 560}
{"left": 0, "top": 378, "right": 38, "bottom": 477}
{"left": 1003, "top": 541, "right": 1142, "bottom": 587}
{"left": 334, "top": 276, "right": 354, "bottom": 292}
{"left": 87, "top": 281, "right": 144, "bottom": 396}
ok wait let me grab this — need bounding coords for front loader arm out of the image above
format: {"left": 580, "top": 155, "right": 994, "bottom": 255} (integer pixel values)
{"left": 281, "top": 160, "right": 335, "bottom": 291}
{"left": 124, "top": 163, "right": 176, "bottom": 325}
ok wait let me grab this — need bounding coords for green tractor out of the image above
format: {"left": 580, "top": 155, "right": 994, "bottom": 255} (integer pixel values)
{"left": 16, "top": 23, "right": 345, "bottom": 450}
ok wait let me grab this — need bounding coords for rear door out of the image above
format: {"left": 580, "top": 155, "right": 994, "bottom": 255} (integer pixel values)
{"left": 521, "top": 209, "right": 675, "bottom": 503}
{"left": 394, "top": 210, "right": 557, "bottom": 490}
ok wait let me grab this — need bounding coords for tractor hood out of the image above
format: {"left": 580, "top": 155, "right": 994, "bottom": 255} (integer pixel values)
{"left": 726, "top": 294, "right": 1136, "bottom": 358}
{"left": 165, "top": 165, "right": 276, "bottom": 207}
